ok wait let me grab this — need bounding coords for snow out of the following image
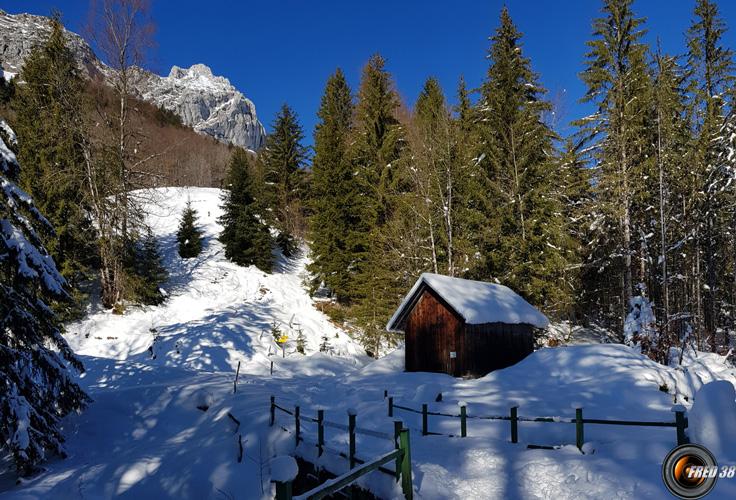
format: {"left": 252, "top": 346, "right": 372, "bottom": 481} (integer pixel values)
{"left": 64, "top": 187, "right": 365, "bottom": 368}
{"left": 624, "top": 295, "right": 658, "bottom": 346}
{"left": 689, "top": 380, "right": 736, "bottom": 461}
{"left": 412, "top": 383, "right": 444, "bottom": 403}
{"left": 386, "top": 272, "right": 549, "bottom": 331}
{"left": 269, "top": 456, "right": 298, "bottom": 483}
{"left": 3, "top": 187, "right": 736, "bottom": 499}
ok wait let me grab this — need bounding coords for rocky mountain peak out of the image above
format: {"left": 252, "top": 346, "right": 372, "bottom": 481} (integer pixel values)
{"left": 0, "top": 10, "right": 265, "bottom": 151}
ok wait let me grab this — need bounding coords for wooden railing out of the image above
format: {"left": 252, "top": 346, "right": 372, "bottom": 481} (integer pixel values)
{"left": 386, "top": 392, "right": 688, "bottom": 450}
{"left": 270, "top": 396, "right": 413, "bottom": 499}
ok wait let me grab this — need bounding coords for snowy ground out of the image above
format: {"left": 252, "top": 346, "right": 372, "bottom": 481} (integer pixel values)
{"left": 2, "top": 187, "right": 736, "bottom": 499}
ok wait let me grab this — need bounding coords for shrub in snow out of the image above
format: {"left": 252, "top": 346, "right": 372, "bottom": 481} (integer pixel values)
{"left": 689, "top": 380, "right": 736, "bottom": 461}
{"left": 319, "top": 333, "right": 332, "bottom": 354}
{"left": 0, "top": 121, "right": 88, "bottom": 475}
{"left": 624, "top": 295, "right": 659, "bottom": 357}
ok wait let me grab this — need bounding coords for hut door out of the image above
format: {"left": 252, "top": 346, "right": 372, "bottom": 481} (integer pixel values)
{"left": 406, "top": 290, "right": 463, "bottom": 376}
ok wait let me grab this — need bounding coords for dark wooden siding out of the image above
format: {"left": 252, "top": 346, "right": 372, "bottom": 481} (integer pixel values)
{"left": 405, "top": 289, "right": 464, "bottom": 375}
{"left": 462, "top": 322, "right": 534, "bottom": 377}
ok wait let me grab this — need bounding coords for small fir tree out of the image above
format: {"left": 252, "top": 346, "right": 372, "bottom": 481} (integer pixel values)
{"left": 219, "top": 149, "right": 273, "bottom": 271}
{"left": 260, "top": 104, "right": 308, "bottom": 237}
{"left": 177, "top": 200, "right": 203, "bottom": 258}
{"left": 296, "top": 328, "right": 306, "bottom": 354}
{"left": 126, "top": 228, "right": 168, "bottom": 306}
{"left": 319, "top": 334, "right": 332, "bottom": 354}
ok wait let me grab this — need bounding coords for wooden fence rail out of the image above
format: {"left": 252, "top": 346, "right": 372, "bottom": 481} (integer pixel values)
{"left": 386, "top": 391, "right": 688, "bottom": 450}
{"left": 270, "top": 396, "right": 413, "bottom": 499}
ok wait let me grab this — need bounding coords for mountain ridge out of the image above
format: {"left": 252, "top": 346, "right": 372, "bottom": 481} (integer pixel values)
{"left": 0, "top": 9, "right": 265, "bottom": 150}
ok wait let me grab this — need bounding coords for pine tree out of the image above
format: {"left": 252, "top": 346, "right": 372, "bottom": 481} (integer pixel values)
{"left": 177, "top": 200, "right": 203, "bottom": 259}
{"left": 260, "top": 104, "right": 308, "bottom": 242}
{"left": 685, "top": 0, "right": 735, "bottom": 349}
{"left": 391, "top": 77, "right": 481, "bottom": 281}
{"left": 308, "top": 69, "right": 358, "bottom": 301}
{"left": 647, "top": 48, "right": 691, "bottom": 357}
{"left": 710, "top": 112, "right": 736, "bottom": 339}
{"left": 11, "top": 15, "right": 97, "bottom": 302}
{"left": 348, "top": 54, "right": 405, "bottom": 354}
{"left": 0, "top": 120, "right": 89, "bottom": 475}
{"left": 473, "top": 7, "right": 575, "bottom": 315}
{"left": 296, "top": 328, "right": 306, "bottom": 354}
{"left": 576, "top": 0, "right": 651, "bottom": 329}
{"left": 126, "top": 228, "right": 168, "bottom": 306}
{"left": 219, "top": 149, "right": 273, "bottom": 271}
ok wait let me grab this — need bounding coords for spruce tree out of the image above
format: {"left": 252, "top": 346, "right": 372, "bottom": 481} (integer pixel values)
{"left": 308, "top": 69, "right": 357, "bottom": 301}
{"left": 260, "top": 104, "right": 308, "bottom": 244}
{"left": 473, "top": 7, "right": 574, "bottom": 315}
{"left": 391, "top": 76, "right": 481, "bottom": 281}
{"left": 126, "top": 228, "right": 168, "bottom": 306}
{"left": 296, "top": 328, "right": 306, "bottom": 354}
{"left": 219, "top": 149, "right": 273, "bottom": 271}
{"left": 685, "top": 0, "right": 735, "bottom": 348}
{"left": 646, "top": 49, "right": 691, "bottom": 356}
{"left": 348, "top": 54, "right": 405, "bottom": 354}
{"left": 0, "top": 120, "right": 89, "bottom": 475}
{"left": 575, "top": 0, "right": 651, "bottom": 329}
{"left": 11, "top": 15, "right": 97, "bottom": 304}
{"left": 177, "top": 200, "right": 203, "bottom": 259}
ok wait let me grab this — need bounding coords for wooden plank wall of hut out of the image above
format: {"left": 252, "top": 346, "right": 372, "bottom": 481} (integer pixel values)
{"left": 405, "top": 289, "right": 463, "bottom": 375}
{"left": 463, "top": 323, "right": 534, "bottom": 377}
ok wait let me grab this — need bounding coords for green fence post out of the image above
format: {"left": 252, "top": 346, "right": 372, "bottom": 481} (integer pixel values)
{"left": 394, "top": 420, "right": 403, "bottom": 481}
{"left": 399, "top": 429, "right": 413, "bottom": 500}
{"left": 575, "top": 408, "right": 584, "bottom": 451}
{"left": 422, "top": 404, "right": 428, "bottom": 436}
{"left": 388, "top": 396, "right": 394, "bottom": 417}
{"left": 294, "top": 406, "right": 300, "bottom": 447}
{"left": 460, "top": 405, "right": 467, "bottom": 438}
{"left": 273, "top": 480, "right": 293, "bottom": 500}
{"left": 270, "top": 396, "right": 275, "bottom": 426}
{"left": 675, "top": 410, "right": 687, "bottom": 446}
{"left": 317, "top": 409, "right": 325, "bottom": 457}
{"left": 348, "top": 412, "right": 357, "bottom": 469}
{"left": 510, "top": 406, "right": 518, "bottom": 444}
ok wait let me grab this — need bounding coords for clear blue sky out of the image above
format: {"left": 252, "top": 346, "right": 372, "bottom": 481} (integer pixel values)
{"left": 7, "top": 1, "right": 736, "bottom": 144}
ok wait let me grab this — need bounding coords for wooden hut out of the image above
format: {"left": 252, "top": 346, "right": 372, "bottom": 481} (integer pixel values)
{"left": 386, "top": 273, "right": 549, "bottom": 378}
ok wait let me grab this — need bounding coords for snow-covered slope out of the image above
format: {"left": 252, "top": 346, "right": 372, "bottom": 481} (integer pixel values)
{"left": 65, "top": 187, "right": 364, "bottom": 371}
{"left": 0, "top": 10, "right": 265, "bottom": 150}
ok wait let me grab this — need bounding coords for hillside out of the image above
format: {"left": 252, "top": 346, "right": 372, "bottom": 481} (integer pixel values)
{"left": 65, "top": 187, "right": 366, "bottom": 366}
{"left": 85, "top": 82, "right": 237, "bottom": 188}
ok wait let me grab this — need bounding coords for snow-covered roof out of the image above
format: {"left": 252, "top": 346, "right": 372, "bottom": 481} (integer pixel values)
{"left": 386, "top": 273, "right": 549, "bottom": 332}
